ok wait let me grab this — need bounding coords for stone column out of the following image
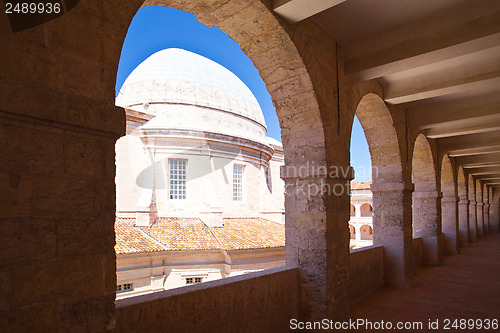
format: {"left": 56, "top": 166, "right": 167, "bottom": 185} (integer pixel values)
{"left": 355, "top": 204, "right": 361, "bottom": 218}
{"left": 468, "top": 200, "right": 477, "bottom": 242}
{"left": 355, "top": 225, "right": 361, "bottom": 241}
{"left": 412, "top": 190, "right": 442, "bottom": 266}
{"left": 457, "top": 196, "right": 470, "bottom": 247}
{"left": 371, "top": 182, "right": 414, "bottom": 288}
{"left": 476, "top": 202, "right": 484, "bottom": 238}
{"left": 483, "top": 202, "right": 490, "bottom": 235}
{"left": 282, "top": 164, "right": 352, "bottom": 321}
{"left": 490, "top": 203, "right": 499, "bottom": 232}
{"left": 441, "top": 194, "right": 458, "bottom": 254}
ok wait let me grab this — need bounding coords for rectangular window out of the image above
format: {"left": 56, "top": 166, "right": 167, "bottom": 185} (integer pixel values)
{"left": 185, "top": 277, "right": 203, "bottom": 285}
{"left": 233, "top": 165, "right": 243, "bottom": 201}
{"left": 116, "top": 283, "right": 133, "bottom": 293}
{"left": 169, "top": 159, "right": 187, "bottom": 199}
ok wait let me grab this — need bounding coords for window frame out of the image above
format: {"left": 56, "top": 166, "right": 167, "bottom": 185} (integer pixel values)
{"left": 169, "top": 159, "right": 187, "bottom": 200}
{"left": 232, "top": 164, "right": 244, "bottom": 202}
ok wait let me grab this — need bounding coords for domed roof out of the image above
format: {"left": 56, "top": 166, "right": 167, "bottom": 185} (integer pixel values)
{"left": 116, "top": 48, "right": 266, "bottom": 128}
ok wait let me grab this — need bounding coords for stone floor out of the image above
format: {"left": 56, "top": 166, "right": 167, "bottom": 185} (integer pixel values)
{"left": 351, "top": 233, "right": 500, "bottom": 332}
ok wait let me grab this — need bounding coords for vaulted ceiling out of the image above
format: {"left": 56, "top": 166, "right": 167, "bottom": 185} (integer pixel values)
{"left": 273, "top": 0, "right": 500, "bottom": 189}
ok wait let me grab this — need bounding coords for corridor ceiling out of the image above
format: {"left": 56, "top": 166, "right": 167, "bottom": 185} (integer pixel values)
{"left": 273, "top": 0, "right": 500, "bottom": 189}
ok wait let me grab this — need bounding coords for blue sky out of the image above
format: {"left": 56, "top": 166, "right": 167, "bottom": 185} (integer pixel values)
{"left": 116, "top": 6, "right": 371, "bottom": 182}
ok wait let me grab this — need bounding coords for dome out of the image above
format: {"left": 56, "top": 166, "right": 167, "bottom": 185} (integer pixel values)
{"left": 116, "top": 48, "right": 266, "bottom": 129}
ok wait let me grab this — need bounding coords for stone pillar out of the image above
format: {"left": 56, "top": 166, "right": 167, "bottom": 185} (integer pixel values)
{"left": 371, "top": 182, "right": 414, "bottom": 288}
{"left": 468, "top": 200, "right": 477, "bottom": 242}
{"left": 483, "top": 203, "right": 490, "bottom": 235}
{"left": 355, "top": 225, "right": 361, "bottom": 241}
{"left": 441, "top": 194, "right": 458, "bottom": 254}
{"left": 412, "top": 190, "right": 442, "bottom": 266}
{"left": 490, "top": 203, "right": 499, "bottom": 232}
{"left": 282, "top": 164, "right": 352, "bottom": 321}
{"left": 476, "top": 202, "right": 484, "bottom": 238}
{"left": 355, "top": 204, "right": 361, "bottom": 218}
{"left": 457, "top": 196, "right": 470, "bottom": 247}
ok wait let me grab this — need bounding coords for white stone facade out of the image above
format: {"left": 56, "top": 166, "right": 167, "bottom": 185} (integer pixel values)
{"left": 349, "top": 183, "right": 374, "bottom": 247}
{"left": 115, "top": 48, "right": 285, "bottom": 227}
{"left": 114, "top": 48, "right": 286, "bottom": 296}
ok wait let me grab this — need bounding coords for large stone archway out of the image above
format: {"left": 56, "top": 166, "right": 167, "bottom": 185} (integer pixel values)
{"left": 132, "top": 1, "right": 355, "bottom": 322}
{"left": 440, "top": 154, "right": 458, "bottom": 254}
{"left": 0, "top": 0, "right": 359, "bottom": 329}
{"left": 353, "top": 93, "right": 411, "bottom": 287}
{"left": 412, "top": 134, "right": 441, "bottom": 265}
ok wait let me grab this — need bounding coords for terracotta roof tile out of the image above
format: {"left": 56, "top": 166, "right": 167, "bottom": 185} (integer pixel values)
{"left": 115, "top": 217, "right": 285, "bottom": 254}
{"left": 212, "top": 218, "right": 285, "bottom": 250}
{"left": 140, "top": 217, "right": 221, "bottom": 251}
{"left": 115, "top": 218, "right": 165, "bottom": 254}
{"left": 351, "top": 181, "right": 372, "bottom": 190}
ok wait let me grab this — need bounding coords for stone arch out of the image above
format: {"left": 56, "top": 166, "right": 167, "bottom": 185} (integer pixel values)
{"left": 130, "top": 1, "right": 326, "bottom": 164}
{"left": 440, "top": 154, "right": 458, "bottom": 254}
{"left": 122, "top": 0, "right": 339, "bottom": 321}
{"left": 412, "top": 134, "right": 441, "bottom": 265}
{"left": 468, "top": 174, "right": 478, "bottom": 242}
{"left": 2, "top": 0, "right": 347, "bottom": 328}
{"left": 457, "top": 166, "right": 469, "bottom": 246}
{"left": 360, "top": 203, "right": 373, "bottom": 217}
{"left": 350, "top": 204, "right": 356, "bottom": 217}
{"left": 353, "top": 92, "right": 408, "bottom": 287}
{"left": 476, "top": 179, "right": 484, "bottom": 238}
{"left": 349, "top": 224, "right": 356, "bottom": 239}
{"left": 360, "top": 225, "right": 373, "bottom": 240}
{"left": 355, "top": 94, "right": 403, "bottom": 183}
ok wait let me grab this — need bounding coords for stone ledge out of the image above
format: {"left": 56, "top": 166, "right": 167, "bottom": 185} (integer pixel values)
{"left": 116, "top": 265, "right": 298, "bottom": 308}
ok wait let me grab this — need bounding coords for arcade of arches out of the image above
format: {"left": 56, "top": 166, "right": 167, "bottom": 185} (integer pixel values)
{"left": 1, "top": 0, "right": 500, "bottom": 331}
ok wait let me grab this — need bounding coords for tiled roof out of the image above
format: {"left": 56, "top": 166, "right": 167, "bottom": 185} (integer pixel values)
{"left": 212, "top": 218, "right": 285, "bottom": 250}
{"left": 115, "top": 218, "right": 165, "bottom": 254}
{"left": 140, "top": 217, "right": 221, "bottom": 251}
{"left": 114, "top": 217, "right": 285, "bottom": 254}
{"left": 351, "top": 181, "right": 372, "bottom": 190}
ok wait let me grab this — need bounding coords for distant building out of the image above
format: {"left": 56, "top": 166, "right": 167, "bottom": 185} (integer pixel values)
{"left": 114, "top": 49, "right": 285, "bottom": 297}
{"left": 349, "top": 181, "right": 374, "bottom": 248}
{"left": 115, "top": 217, "right": 284, "bottom": 298}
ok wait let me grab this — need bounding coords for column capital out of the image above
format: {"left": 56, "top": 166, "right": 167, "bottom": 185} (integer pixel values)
{"left": 477, "top": 202, "right": 484, "bottom": 207}
{"left": 413, "top": 189, "right": 440, "bottom": 199}
{"left": 441, "top": 195, "right": 458, "bottom": 203}
{"left": 469, "top": 199, "right": 477, "bottom": 205}
{"left": 458, "top": 196, "right": 469, "bottom": 204}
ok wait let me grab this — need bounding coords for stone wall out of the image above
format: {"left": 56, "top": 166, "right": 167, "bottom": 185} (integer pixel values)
{"left": 0, "top": 1, "right": 133, "bottom": 330}
{"left": 115, "top": 266, "right": 300, "bottom": 333}
{"left": 349, "top": 246, "right": 384, "bottom": 301}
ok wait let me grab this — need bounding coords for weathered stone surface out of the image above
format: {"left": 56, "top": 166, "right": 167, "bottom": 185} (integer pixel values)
{"left": 349, "top": 246, "right": 384, "bottom": 301}
{"left": 116, "top": 267, "right": 299, "bottom": 333}
{"left": 2, "top": 0, "right": 497, "bottom": 331}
